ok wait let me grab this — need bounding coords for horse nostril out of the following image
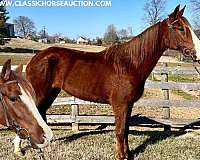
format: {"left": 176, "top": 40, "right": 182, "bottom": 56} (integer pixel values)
{"left": 35, "top": 134, "right": 49, "bottom": 149}
{"left": 39, "top": 134, "right": 46, "bottom": 144}
{"left": 41, "top": 134, "right": 49, "bottom": 144}
{"left": 43, "top": 135, "right": 47, "bottom": 139}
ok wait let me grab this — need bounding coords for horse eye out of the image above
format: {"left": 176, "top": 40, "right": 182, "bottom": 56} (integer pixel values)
{"left": 178, "top": 28, "right": 184, "bottom": 32}
{"left": 9, "top": 96, "right": 17, "bottom": 102}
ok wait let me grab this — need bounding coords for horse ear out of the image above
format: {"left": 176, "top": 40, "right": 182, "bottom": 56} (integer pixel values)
{"left": 15, "top": 64, "right": 23, "bottom": 77}
{"left": 169, "top": 4, "right": 180, "bottom": 19}
{"left": 178, "top": 5, "right": 186, "bottom": 16}
{"left": 1, "top": 59, "right": 11, "bottom": 81}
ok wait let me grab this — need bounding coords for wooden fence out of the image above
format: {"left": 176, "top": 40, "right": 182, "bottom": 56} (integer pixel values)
{"left": 5, "top": 64, "right": 200, "bottom": 131}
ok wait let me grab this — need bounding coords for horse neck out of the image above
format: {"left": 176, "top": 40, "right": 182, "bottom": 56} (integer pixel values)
{"left": 0, "top": 110, "right": 6, "bottom": 125}
{"left": 127, "top": 21, "right": 168, "bottom": 79}
{"left": 0, "top": 108, "right": 6, "bottom": 126}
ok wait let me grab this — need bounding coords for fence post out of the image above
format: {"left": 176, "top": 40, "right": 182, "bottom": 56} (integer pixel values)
{"left": 71, "top": 98, "right": 79, "bottom": 131}
{"left": 161, "top": 63, "right": 171, "bottom": 131}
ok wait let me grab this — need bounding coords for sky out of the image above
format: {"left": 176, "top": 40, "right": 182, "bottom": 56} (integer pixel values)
{"left": 6, "top": 0, "right": 193, "bottom": 39}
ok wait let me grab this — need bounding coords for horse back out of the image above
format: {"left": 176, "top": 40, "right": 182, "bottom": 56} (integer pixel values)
{"left": 26, "top": 47, "right": 115, "bottom": 104}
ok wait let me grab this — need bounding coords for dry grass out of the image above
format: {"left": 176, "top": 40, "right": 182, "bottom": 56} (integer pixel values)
{"left": 1, "top": 129, "right": 200, "bottom": 160}
{"left": 1, "top": 45, "right": 200, "bottom": 159}
{"left": 2, "top": 38, "right": 49, "bottom": 50}
{"left": 1, "top": 38, "right": 105, "bottom": 52}
{"left": 0, "top": 54, "right": 33, "bottom": 65}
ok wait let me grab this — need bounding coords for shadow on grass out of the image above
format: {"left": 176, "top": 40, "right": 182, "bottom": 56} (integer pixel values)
{"left": 53, "top": 130, "right": 112, "bottom": 143}
{"left": 52, "top": 127, "right": 188, "bottom": 160}
{"left": 0, "top": 47, "right": 40, "bottom": 53}
{"left": 128, "top": 130, "right": 186, "bottom": 159}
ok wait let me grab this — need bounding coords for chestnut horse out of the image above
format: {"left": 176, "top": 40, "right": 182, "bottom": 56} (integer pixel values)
{"left": 0, "top": 59, "right": 53, "bottom": 156}
{"left": 26, "top": 5, "right": 200, "bottom": 159}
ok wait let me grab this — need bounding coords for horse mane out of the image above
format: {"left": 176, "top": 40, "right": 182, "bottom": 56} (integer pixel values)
{"left": 182, "top": 16, "right": 192, "bottom": 29}
{"left": 103, "top": 22, "right": 161, "bottom": 74}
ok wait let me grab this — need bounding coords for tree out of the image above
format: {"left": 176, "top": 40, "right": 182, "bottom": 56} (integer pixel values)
{"left": 38, "top": 27, "right": 49, "bottom": 39}
{"left": 118, "top": 26, "right": 134, "bottom": 42}
{"left": 190, "top": 0, "right": 200, "bottom": 29}
{"left": 0, "top": 0, "right": 9, "bottom": 37}
{"left": 142, "top": 0, "right": 166, "bottom": 26}
{"left": 96, "top": 38, "right": 102, "bottom": 46}
{"left": 13, "top": 16, "right": 36, "bottom": 38}
{"left": 194, "top": 29, "right": 200, "bottom": 39}
{"left": 127, "top": 27, "right": 133, "bottom": 37}
{"left": 103, "top": 24, "right": 119, "bottom": 45}
{"left": 118, "top": 29, "right": 128, "bottom": 41}
{"left": 190, "top": 0, "right": 200, "bottom": 13}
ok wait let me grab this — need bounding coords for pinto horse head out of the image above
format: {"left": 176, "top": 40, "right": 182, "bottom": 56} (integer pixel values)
{"left": 163, "top": 5, "right": 200, "bottom": 61}
{"left": 0, "top": 59, "right": 53, "bottom": 149}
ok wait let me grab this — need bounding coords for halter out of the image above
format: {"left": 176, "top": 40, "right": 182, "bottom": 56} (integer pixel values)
{"left": 0, "top": 80, "right": 32, "bottom": 143}
{"left": 168, "top": 19, "right": 179, "bottom": 30}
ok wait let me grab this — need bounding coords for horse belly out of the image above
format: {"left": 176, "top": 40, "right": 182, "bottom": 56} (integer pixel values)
{"left": 63, "top": 62, "right": 111, "bottom": 104}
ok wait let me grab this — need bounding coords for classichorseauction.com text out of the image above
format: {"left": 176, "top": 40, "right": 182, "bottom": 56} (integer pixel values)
{"left": 0, "top": 0, "right": 112, "bottom": 7}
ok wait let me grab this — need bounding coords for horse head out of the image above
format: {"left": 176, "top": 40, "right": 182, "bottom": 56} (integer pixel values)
{"left": 0, "top": 59, "right": 53, "bottom": 149}
{"left": 163, "top": 5, "right": 200, "bottom": 61}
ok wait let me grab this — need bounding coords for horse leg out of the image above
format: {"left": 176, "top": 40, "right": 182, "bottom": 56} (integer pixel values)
{"left": 13, "top": 135, "right": 23, "bottom": 156}
{"left": 124, "top": 104, "right": 133, "bottom": 158}
{"left": 37, "top": 87, "right": 61, "bottom": 122}
{"left": 113, "top": 103, "right": 129, "bottom": 160}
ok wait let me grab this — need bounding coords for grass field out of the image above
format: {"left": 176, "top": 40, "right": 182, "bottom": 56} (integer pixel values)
{"left": 1, "top": 38, "right": 105, "bottom": 52}
{"left": 1, "top": 42, "right": 200, "bottom": 159}
{"left": 1, "top": 129, "right": 200, "bottom": 160}
{"left": 0, "top": 53, "right": 33, "bottom": 65}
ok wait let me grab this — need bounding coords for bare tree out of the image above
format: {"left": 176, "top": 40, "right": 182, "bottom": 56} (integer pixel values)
{"left": 142, "top": 0, "right": 166, "bottom": 26}
{"left": 189, "top": 0, "right": 200, "bottom": 38}
{"left": 13, "top": 16, "right": 36, "bottom": 38}
{"left": 118, "top": 29, "right": 128, "bottom": 41}
{"left": 38, "top": 28, "right": 49, "bottom": 39}
{"left": 127, "top": 26, "right": 133, "bottom": 37}
{"left": 190, "top": 0, "right": 200, "bottom": 12}
{"left": 103, "top": 24, "right": 119, "bottom": 45}
{"left": 118, "top": 27, "right": 134, "bottom": 41}
{"left": 190, "top": 0, "right": 200, "bottom": 29}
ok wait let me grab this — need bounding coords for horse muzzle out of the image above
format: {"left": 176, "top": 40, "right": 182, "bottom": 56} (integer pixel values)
{"left": 31, "top": 134, "right": 52, "bottom": 149}
{"left": 35, "top": 137, "right": 49, "bottom": 148}
{"left": 179, "top": 46, "right": 199, "bottom": 61}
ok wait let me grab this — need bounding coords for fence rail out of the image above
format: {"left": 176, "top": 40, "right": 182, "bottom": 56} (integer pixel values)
{"left": 5, "top": 64, "right": 200, "bottom": 131}
{"left": 53, "top": 97, "right": 200, "bottom": 108}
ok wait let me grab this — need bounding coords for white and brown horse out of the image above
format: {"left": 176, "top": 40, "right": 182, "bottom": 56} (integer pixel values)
{"left": 26, "top": 5, "right": 200, "bottom": 159}
{"left": 0, "top": 59, "right": 53, "bottom": 156}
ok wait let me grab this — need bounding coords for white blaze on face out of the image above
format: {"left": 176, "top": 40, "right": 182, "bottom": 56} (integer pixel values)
{"left": 18, "top": 84, "right": 53, "bottom": 148}
{"left": 189, "top": 27, "right": 200, "bottom": 60}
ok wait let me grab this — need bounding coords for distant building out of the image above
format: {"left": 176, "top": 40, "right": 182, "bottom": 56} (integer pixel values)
{"left": 5, "top": 23, "right": 15, "bottom": 37}
{"left": 38, "top": 38, "right": 48, "bottom": 43}
{"left": 77, "top": 36, "right": 88, "bottom": 45}
{"left": 59, "top": 40, "right": 66, "bottom": 44}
